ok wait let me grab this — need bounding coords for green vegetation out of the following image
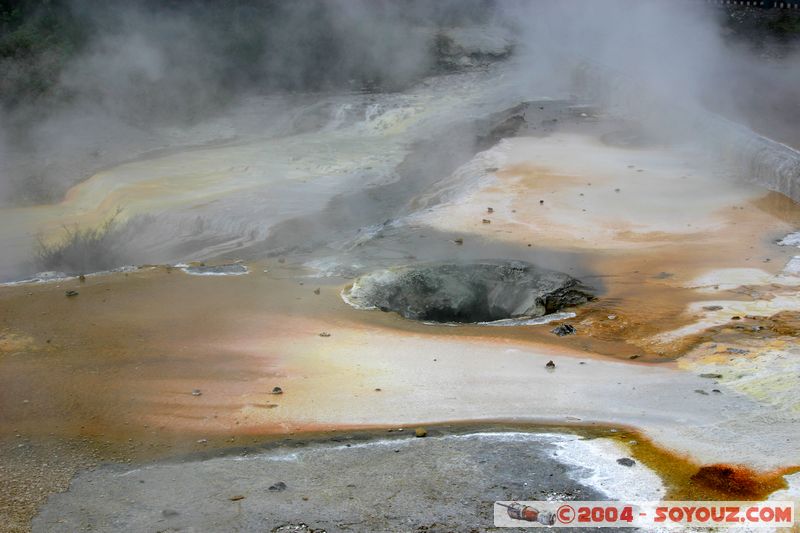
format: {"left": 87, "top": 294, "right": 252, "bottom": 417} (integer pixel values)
{"left": 0, "top": 0, "right": 87, "bottom": 109}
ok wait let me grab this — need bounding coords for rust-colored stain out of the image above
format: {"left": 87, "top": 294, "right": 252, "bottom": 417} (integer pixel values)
{"left": 605, "top": 430, "right": 797, "bottom": 501}
{"left": 690, "top": 464, "right": 796, "bottom": 500}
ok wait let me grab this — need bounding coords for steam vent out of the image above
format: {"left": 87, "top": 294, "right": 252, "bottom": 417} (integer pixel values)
{"left": 344, "top": 261, "right": 593, "bottom": 323}
{"left": 3, "top": 1, "right": 800, "bottom": 531}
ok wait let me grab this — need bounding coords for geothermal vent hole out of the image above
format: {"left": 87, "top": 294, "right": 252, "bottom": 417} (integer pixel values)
{"left": 343, "top": 261, "right": 593, "bottom": 324}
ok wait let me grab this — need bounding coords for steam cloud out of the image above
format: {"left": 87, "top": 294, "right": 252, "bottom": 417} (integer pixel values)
{"left": 0, "top": 0, "right": 797, "bottom": 279}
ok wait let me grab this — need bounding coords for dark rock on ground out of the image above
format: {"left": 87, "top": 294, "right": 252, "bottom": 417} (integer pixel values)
{"left": 551, "top": 324, "right": 576, "bottom": 336}
{"left": 268, "top": 481, "right": 288, "bottom": 492}
{"left": 616, "top": 458, "right": 635, "bottom": 467}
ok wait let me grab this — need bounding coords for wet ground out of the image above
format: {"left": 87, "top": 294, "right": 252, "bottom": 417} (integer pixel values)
{"left": 29, "top": 430, "right": 629, "bottom": 533}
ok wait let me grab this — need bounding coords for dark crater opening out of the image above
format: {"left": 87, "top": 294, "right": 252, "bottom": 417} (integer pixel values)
{"left": 344, "top": 260, "right": 594, "bottom": 323}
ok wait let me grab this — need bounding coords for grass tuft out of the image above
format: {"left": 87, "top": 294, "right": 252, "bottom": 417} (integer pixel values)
{"left": 33, "top": 207, "right": 128, "bottom": 274}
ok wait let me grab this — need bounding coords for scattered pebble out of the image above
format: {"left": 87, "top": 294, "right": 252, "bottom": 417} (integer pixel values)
{"left": 616, "top": 458, "right": 635, "bottom": 467}
{"left": 545, "top": 360, "right": 556, "bottom": 370}
{"left": 191, "top": 389, "right": 202, "bottom": 397}
{"left": 699, "top": 373, "right": 723, "bottom": 379}
{"left": 319, "top": 332, "right": 331, "bottom": 337}
{"left": 414, "top": 427, "right": 427, "bottom": 438}
{"left": 313, "top": 288, "right": 320, "bottom": 295}
{"left": 482, "top": 219, "right": 491, "bottom": 224}
{"left": 229, "top": 495, "right": 246, "bottom": 501}
{"left": 268, "top": 481, "right": 287, "bottom": 492}
{"left": 726, "top": 347, "right": 749, "bottom": 355}
{"left": 487, "top": 207, "right": 494, "bottom": 213}
{"left": 702, "top": 305, "right": 723, "bottom": 311}
{"left": 551, "top": 324, "right": 575, "bottom": 336}
{"left": 78, "top": 275, "right": 86, "bottom": 282}
{"left": 453, "top": 238, "right": 464, "bottom": 245}
{"left": 196, "top": 438, "right": 208, "bottom": 444}
{"left": 271, "top": 387, "right": 283, "bottom": 395}
{"left": 628, "top": 354, "right": 640, "bottom": 360}
{"left": 65, "top": 290, "right": 79, "bottom": 297}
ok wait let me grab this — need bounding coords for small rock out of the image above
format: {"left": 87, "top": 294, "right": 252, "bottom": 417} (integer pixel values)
{"left": 272, "top": 523, "right": 316, "bottom": 533}
{"left": 731, "top": 316, "right": 741, "bottom": 320}
{"left": 268, "top": 481, "right": 287, "bottom": 492}
{"left": 229, "top": 495, "right": 246, "bottom": 501}
{"left": 162, "top": 509, "right": 180, "bottom": 517}
{"left": 545, "top": 360, "right": 556, "bottom": 369}
{"left": 319, "top": 332, "right": 331, "bottom": 337}
{"left": 699, "top": 373, "right": 723, "bottom": 379}
{"left": 551, "top": 324, "right": 576, "bottom": 336}
{"left": 453, "top": 238, "right": 464, "bottom": 245}
{"left": 272, "top": 387, "right": 283, "bottom": 395}
{"left": 197, "top": 438, "right": 208, "bottom": 444}
{"left": 539, "top": 200, "right": 544, "bottom": 205}
{"left": 65, "top": 290, "right": 79, "bottom": 297}
{"left": 607, "top": 314, "right": 617, "bottom": 320}
{"left": 711, "top": 389, "right": 722, "bottom": 394}
{"left": 79, "top": 275, "right": 86, "bottom": 282}
{"left": 482, "top": 219, "right": 491, "bottom": 224}
{"left": 313, "top": 288, "right": 320, "bottom": 295}
{"left": 414, "top": 427, "right": 427, "bottom": 438}
{"left": 614, "top": 188, "right": 620, "bottom": 193}
{"left": 628, "top": 354, "right": 640, "bottom": 360}
{"left": 616, "top": 458, "right": 635, "bottom": 467}
{"left": 487, "top": 207, "right": 494, "bottom": 213}
{"left": 694, "top": 389, "right": 709, "bottom": 395}
{"left": 702, "top": 305, "right": 723, "bottom": 311}
{"left": 726, "top": 347, "right": 749, "bottom": 355}
{"left": 191, "top": 389, "right": 202, "bottom": 396}
{"left": 374, "top": 388, "right": 382, "bottom": 392}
